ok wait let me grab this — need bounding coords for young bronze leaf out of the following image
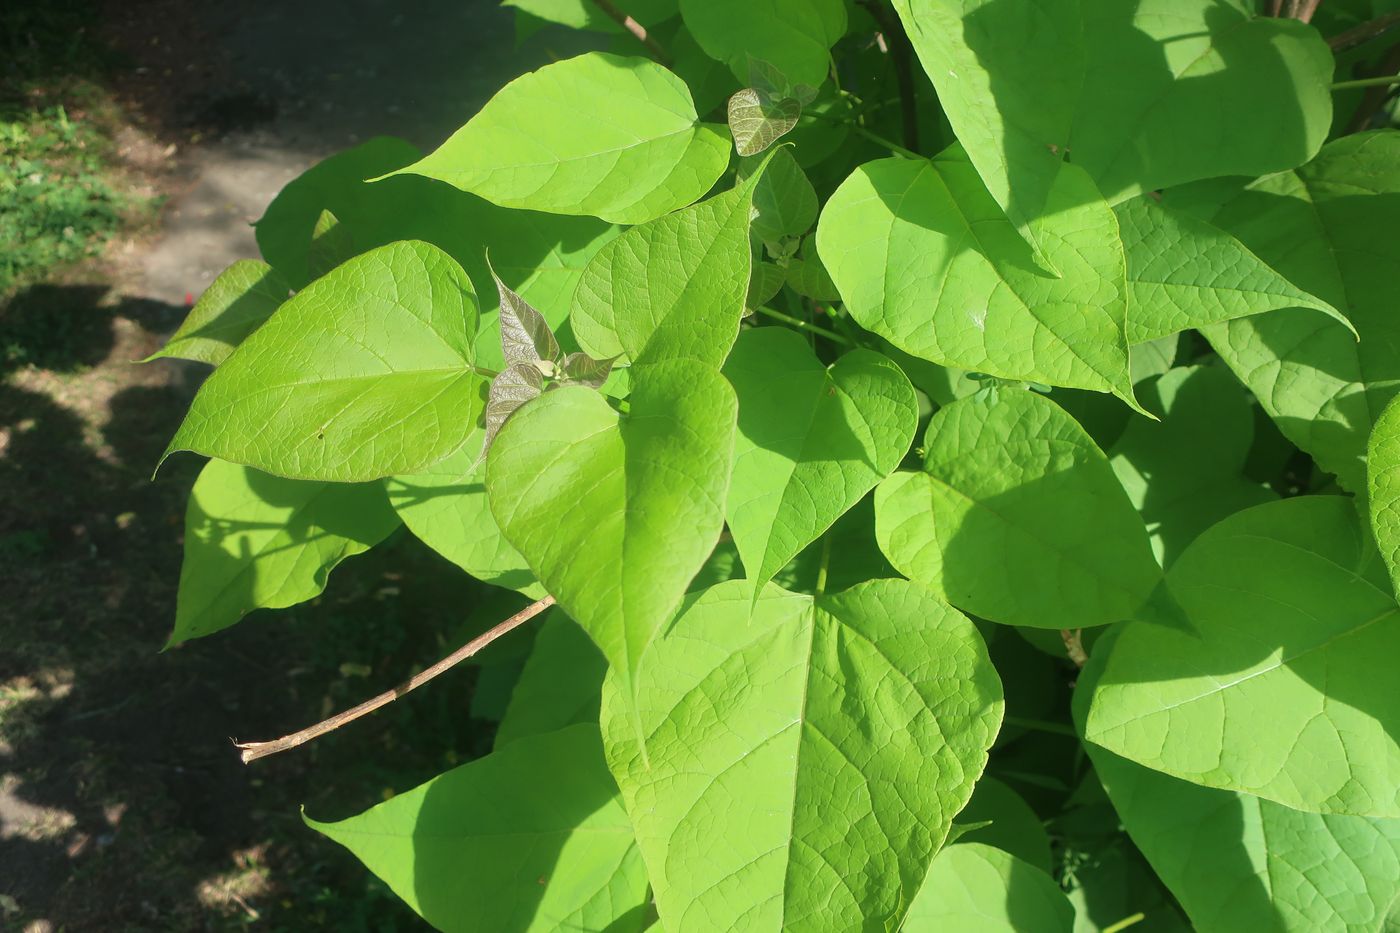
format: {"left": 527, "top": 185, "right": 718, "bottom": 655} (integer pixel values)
{"left": 491, "top": 264, "right": 560, "bottom": 366}
{"left": 480, "top": 362, "right": 545, "bottom": 460}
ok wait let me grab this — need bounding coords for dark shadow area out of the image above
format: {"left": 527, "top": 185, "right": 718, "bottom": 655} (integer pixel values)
{"left": 1, "top": 285, "right": 185, "bottom": 377}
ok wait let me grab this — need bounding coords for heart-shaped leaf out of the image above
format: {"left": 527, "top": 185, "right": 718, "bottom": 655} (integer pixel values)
{"left": 727, "top": 87, "right": 800, "bottom": 156}
{"left": 172, "top": 458, "right": 399, "bottom": 645}
{"left": 1076, "top": 626, "right": 1400, "bottom": 933}
{"left": 390, "top": 53, "right": 730, "bottom": 225}
{"left": 818, "top": 147, "right": 1139, "bottom": 406}
{"left": 724, "top": 327, "right": 918, "bottom": 589}
{"left": 601, "top": 578, "right": 1003, "bottom": 931}
{"left": 486, "top": 359, "right": 737, "bottom": 685}
{"left": 572, "top": 160, "right": 769, "bottom": 366}
{"left": 891, "top": 0, "right": 1331, "bottom": 244}
{"left": 875, "top": 386, "right": 1161, "bottom": 629}
{"left": 680, "top": 0, "right": 846, "bottom": 88}
{"left": 164, "top": 240, "right": 485, "bottom": 483}
{"left": 904, "top": 843, "right": 1075, "bottom": 933}
{"left": 1085, "top": 495, "right": 1400, "bottom": 817}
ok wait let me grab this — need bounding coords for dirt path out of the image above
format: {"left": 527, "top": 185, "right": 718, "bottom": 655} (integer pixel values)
{"left": 1, "top": 3, "right": 597, "bottom": 929}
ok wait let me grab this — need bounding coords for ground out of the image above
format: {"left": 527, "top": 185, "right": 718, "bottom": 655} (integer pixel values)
{"left": 0, "top": 2, "right": 597, "bottom": 929}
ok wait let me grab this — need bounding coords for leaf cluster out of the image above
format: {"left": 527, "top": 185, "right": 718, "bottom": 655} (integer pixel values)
{"left": 149, "top": 1, "right": 1400, "bottom": 929}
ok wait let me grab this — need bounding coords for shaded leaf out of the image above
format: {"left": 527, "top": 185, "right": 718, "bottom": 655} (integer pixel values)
{"left": 818, "top": 147, "right": 1139, "bottom": 406}
{"left": 723, "top": 327, "right": 917, "bottom": 590}
{"left": 1077, "top": 626, "right": 1400, "bottom": 933}
{"left": 558, "top": 351, "right": 616, "bottom": 388}
{"left": 892, "top": 0, "right": 1332, "bottom": 246}
{"left": 385, "top": 439, "right": 541, "bottom": 597}
{"left": 1172, "top": 132, "right": 1400, "bottom": 493}
{"left": 309, "top": 724, "right": 649, "bottom": 933}
{"left": 172, "top": 459, "right": 399, "bottom": 645}
{"left": 496, "top": 611, "right": 606, "bottom": 750}
{"left": 255, "top": 136, "right": 419, "bottom": 288}
{"left": 306, "top": 208, "right": 355, "bottom": 281}
{"left": 1110, "top": 366, "right": 1277, "bottom": 566}
{"left": 680, "top": 0, "right": 846, "bottom": 87}
{"left": 1370, "top": 394, "right": 1400, "bottom": 597}
{"left": 875, "top": 386, "right": 1161, "bottom": 629}
{"left": 745, "top": 147, "right": 816, "bottom": 241}
{"left": 144, "top": 260, "right": 291, "bottom": 367}
{"left": 904, "top": 843, "right": 1075, "bottom": 933}
{"left": 1085, "top": 496, "right": 1400, "bottom": 817}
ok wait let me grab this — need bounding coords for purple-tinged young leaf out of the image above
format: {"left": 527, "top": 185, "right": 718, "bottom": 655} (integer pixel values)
{"left": 491, "top": 265, "right": 560, "bottom": 366}
{"left": 558, "top": 352, "right": 616, "bottom": 389}
{"left": 480, "top": 362, "right": 544, "bottom": 460}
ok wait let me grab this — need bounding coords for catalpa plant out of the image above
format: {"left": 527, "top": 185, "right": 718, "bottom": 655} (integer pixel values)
{"left": 149, "top": 0, "right": 1400, "bottom": 929}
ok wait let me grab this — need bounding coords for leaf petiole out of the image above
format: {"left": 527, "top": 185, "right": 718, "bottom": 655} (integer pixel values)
{"left": 752, "top": 305, "right": 854, "bottom": 345}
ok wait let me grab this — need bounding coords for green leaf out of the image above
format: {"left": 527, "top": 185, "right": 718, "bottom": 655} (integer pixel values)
{"left": 680, "top": 0, "right": 846, "bottom": 88}
{"left": 1085, "top": 495, "right": 1400, "bottom": 817}
{"left": 903, "top": 843, "right": 1075, "bottom": 933}
{"left": 1109, "top": 366, "right": 1277, "bottom": 567}
{"left": 172, "top": 458, "right": 399, "bottom": 645}
{"left": 572, "top": 162, "right": 768, "bottom": 366}
{"left": 164, "top": 241, "right": 485, "bottom": 482}
{"left": 746, "top": 261, "right": 786, "bottom": 313}
{"left": 255, "top": 136, "right": 420, "bottom": 288}
{"left": 723, "top": 327, "right": 918, "bottom": 590}
{"left": 1076, "top": 627, "right": 1400, "bottom": 933}
{"left": 487, "top": 359, "right": 737, "bottom": 685}
{"left": 1174, "top": 132, "right": 1400, "bottom": 493}
{"left": 601, "top": 578, "right": 1003, "bottom": 931}
{"left": 817, "top": 147, "right": 1139, "bottom": 405}
{"left": 785, "top": 252, "right": 839, "bottom": 302}
{"left": 504, "top": 0, "right": 677, "bottom": 33}
{"left": 727, "top": 87, "right": 800, "bottom": 156}
{"left": 1117, "top": 196, "right": 1347, "bottom": 345}
{"left": 891, "top": 0, "right": 1332, "bottom": 241}
{"left": 386, "top": 439, "right": 543, "bottom": 597}
{"left": 143, "top": 260, "right": 291, "bottom": 367}
{"left": 1370, "top": 394, "right": 1400, "bottom": 598}
{"left": 496, "top": 612, "right": 606, "bottom": 750}
{"left": 954, "top": 777, "right": 1053, "bottom": 874}
{"left": 746, "top": 147, "right": 816, "bottom": 241}
{"left": 390, "top": 53, "right": 730, "bottom": 225}
{"left": 875, "top": 386, "right": 1161, "bottom": 630}
{"left": 308, "top": 724, "right": 649, "bottom": 933}
{"left": 306, "top": 209, "right": 355, "bottom": 281}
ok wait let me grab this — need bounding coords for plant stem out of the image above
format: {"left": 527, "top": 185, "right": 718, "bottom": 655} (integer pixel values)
{"left": 815, "top": 534, "right": 833, "bottom": 596}
{"left": 1332, "top": 73, "right": 1400, "bottom": 90}
{"left": 856, "top": 0, "right": 920, "bottom": 151}
{"left": 588, "top": 0, "right": 669, "bottom": 64}
{"left": 1003, "top": 715, "right": 1078, "bottom": 737}
{"left": 234, "top": 596, "right": 555, "bottom": 763}
{"left": 1060, "top": 628, "right": 1087, "bottom": 668}
{"left": 753, "top": 305, "right": 854, "bottom": 346}
{"left": 1329, "top": 11, "right": 1400, "bottom": 52}
{"left": 1102, "top": 913, "right": 1147, "bottom": 933}
{"left": 852, "top": 124, "right": 923, "bottom": 160}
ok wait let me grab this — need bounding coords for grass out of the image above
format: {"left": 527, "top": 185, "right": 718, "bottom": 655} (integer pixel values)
{"left": 1, "top": 0, "right": 150, "bottom": 311}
